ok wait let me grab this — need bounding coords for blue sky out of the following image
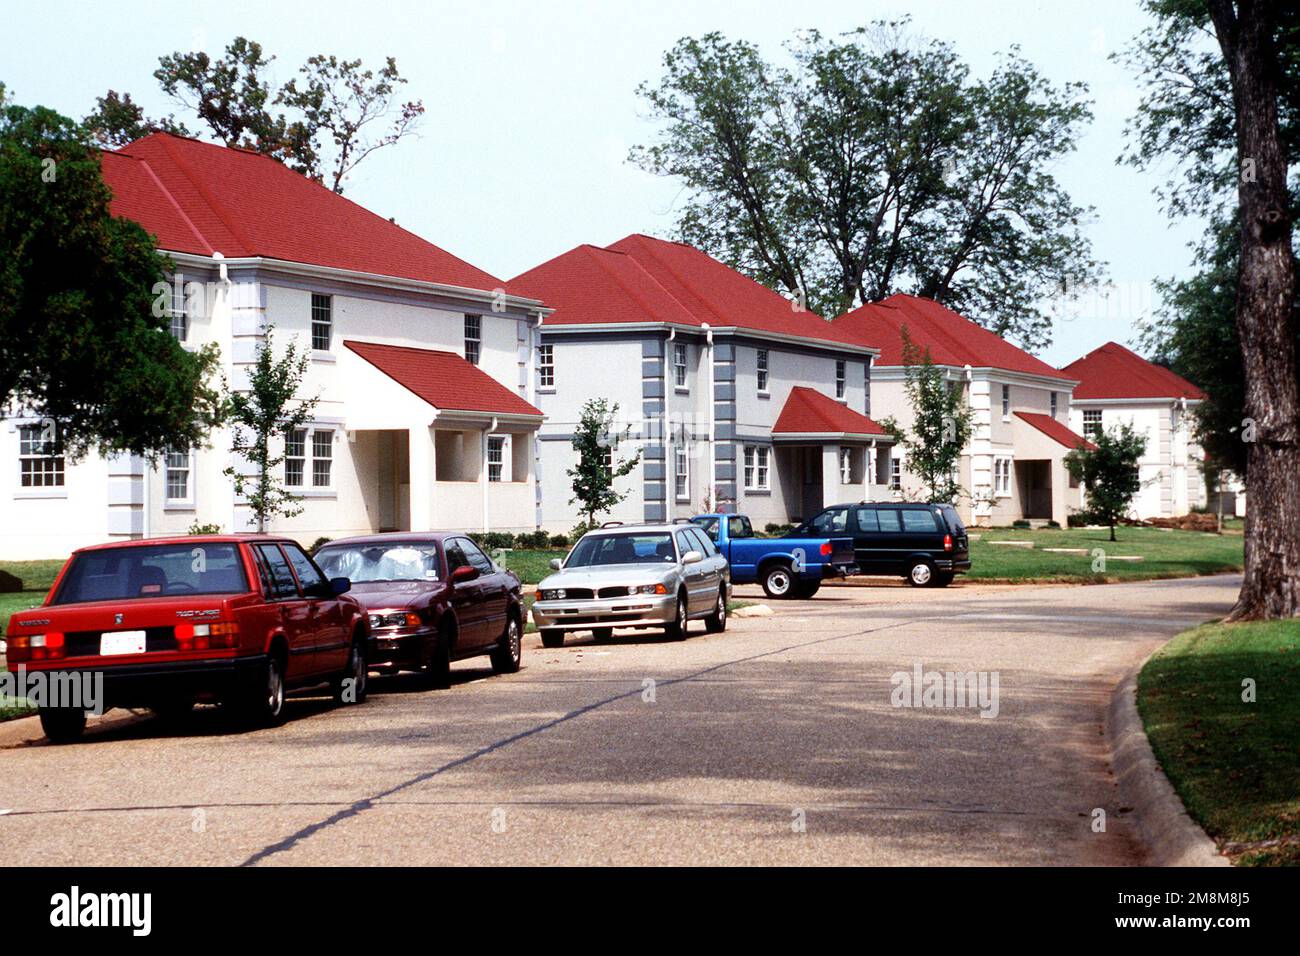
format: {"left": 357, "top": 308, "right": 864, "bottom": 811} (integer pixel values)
{"left": 2, "top": 0, "right": 1208, "bottom": 366}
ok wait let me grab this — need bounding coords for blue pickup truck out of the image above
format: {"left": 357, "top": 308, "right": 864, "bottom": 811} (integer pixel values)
{"left": 690, "top": 513, "right": 858, "bottom": 599}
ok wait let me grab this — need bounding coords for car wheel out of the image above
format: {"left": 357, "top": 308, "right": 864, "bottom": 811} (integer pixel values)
{"left": 332, "top": 639, "right": 368, "bottom": 704}
{"left": 425, "top": 625, "right": 453, "bottom": 689}
{"left": 590, "top": 627, "right": 614, "bottom": 643}
{"left": 38, "top": 707, "right": 86, "bottom": 744}
{"left": 933, "top": 571, "right": 955, "bottom": 588}
{"left": 491, "top": 614, "right": 523, "bottom": 674}
{"left": 761, "top": 563, "right": 796, "bottom": 599}
{"left": 907, "top": 560, "right": 935, "bottom": 587}
{"left": 796, "top": 581, "right": 822, "bottom": 599}
{"left": 237, "top": 653, "right": 286, "bottom": 727}
{"left": 664, "top": 593, "right": 689, "bottom": 641}
{"left": 540, "top": 629, "right": 565, "bottom": 649}
{"left": 704, "top": 587, "right": 727, "bottom": 633}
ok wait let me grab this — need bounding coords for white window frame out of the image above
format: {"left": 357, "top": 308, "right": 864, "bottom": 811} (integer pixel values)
{"left": 164, "top": 445, "right": 195, "bottom": 506}
{"left": 488, "top": 435, "right": 505, "bottom": 483}
{"left": 538, "top": 343, "right": 554, "bottom": 389}
{"left": 674, "top": 445, "right": 689, "bottom": 501}
{"left": 311, "top": 429, "right": 334, "bottom": 488}
{"left": 17, "top": 422, "right": 64, "bottom": 489}
{"left": 840, "top": 447, "right": 852, "bottom": 485}
{"left": 756, "top": 348, "right": 769, "bottom": 394}
{"left": 673, "top": 342, "right": 688, "bottom": 390}
{"left": 464, "top": 314, "right": 481, "bottom": 365}
{"left": 1083, "top": 409, "right": 1103, "bottom": 439}
{"left": 993, "top": 456, "right": 1012, "bottom": 497}
{"left": 743, "top": 445, "right": 770, "bottom": 491}
{"left": 1001, "top": 384, "right": 1011, "bottom": 420}
{"left": 311, "top": 293, "right": 332, "bottom": 352}
{"left": 169, "top": 278, "right": 189, "bottom": 342}
{"left": 835, "top": 360, "right": 847, "bottom": 400}
{"left": 890, "top": 455, "right": 902, "bottom": 492}
{"left": 1049, "top": 391, "right": 1058, "bottom": 418}
{"left": 285, "top": 427, "right": 335, "bottom": 490}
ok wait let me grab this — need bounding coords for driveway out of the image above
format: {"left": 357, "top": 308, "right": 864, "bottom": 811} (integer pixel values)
{"left": 0, "top": 575, "right": 1239, "bottom": 865}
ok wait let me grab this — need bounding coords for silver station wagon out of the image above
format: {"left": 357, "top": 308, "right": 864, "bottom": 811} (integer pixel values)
{"left": 531, "top": 523, "right": 731, "bottom": 647}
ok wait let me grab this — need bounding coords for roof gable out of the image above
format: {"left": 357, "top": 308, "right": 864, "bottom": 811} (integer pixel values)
{"left": 1062, "top": 341, "right": 1205, "bottom": 401}
{"left": 1014, "top": 411, "right": 1096, "bottom": 451}
{"left": 772, "top": 386, "right": 888, "bottom": 437}
{"left": 343, "top": 340, "right": 541, "bottom": 418}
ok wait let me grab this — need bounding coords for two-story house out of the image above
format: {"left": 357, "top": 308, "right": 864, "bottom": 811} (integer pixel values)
{"left": 835, "top": 294, "right": 1091, "bottom": 528}
{"left": 0, "top": 132, "right": 547, "bottom": 559}
{"left": 1062, "top": 342, "right": 1208, "bottom": 519}
{"left": 511, "top": 235, "right": 893, "bottom": 530}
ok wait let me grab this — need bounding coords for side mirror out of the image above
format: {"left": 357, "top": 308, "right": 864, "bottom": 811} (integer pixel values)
{"left": 329, "top": 577, "right": 351, "bottom": 596}
{"left": 451, "top": 565, "right": 480, "bottom": 583}
{"left": 549, "top": 558, "right": 563, "bottom": 570}
{"left": 682, "top": 550, "right": 703, "bottom": 565}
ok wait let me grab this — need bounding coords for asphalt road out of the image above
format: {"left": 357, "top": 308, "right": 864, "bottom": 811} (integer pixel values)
{"left": 0, "top": 575, "right": 1239, "bottom": 866}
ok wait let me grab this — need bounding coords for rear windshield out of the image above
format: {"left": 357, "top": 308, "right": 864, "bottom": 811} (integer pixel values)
{"left": 567, "top": 533, "right": 676, "bottom": 567}
{"left": 53, "top": 544, "right": 249, "bottom": 604}
{"left": 937, "top": 505, "right": 966, "bottom": 533}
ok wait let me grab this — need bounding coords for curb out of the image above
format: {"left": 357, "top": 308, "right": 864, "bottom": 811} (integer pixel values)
{"left": 1106, "top": 665, "right": 1227, "bottom": 867}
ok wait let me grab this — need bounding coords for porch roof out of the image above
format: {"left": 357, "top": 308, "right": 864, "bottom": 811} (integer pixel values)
{"left": 772, "top": 387, "right": 891, "bottom": 442}
{"left": 1013, "top": 411, "right": 1096, "bottom": 451}
{"left": 343, "top": 340, "right": 543, "bottom": 422}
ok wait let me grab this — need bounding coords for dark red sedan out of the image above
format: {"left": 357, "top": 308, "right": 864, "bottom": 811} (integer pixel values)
{"left": 313, "top": 533, "right": 523, "bottom": 686}
{"left": 5, "top": 535, "right": 369, "bottom": 742}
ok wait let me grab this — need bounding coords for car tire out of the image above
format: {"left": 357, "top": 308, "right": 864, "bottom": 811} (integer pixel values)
{"left": 491, "top": 614, "right": 523, "bottom": 674}
{"left": 795, "top": 581, "right": 822, "bottom": 599}
{"left": 332, "top": 638, "right": 368, "bottom": 705}
{"left": 906, "top": 560, "right": 935, "bottom": 587}
{"left": 425, "top": 624, "right": 453, "bottom": 689}
{"left": 933, "top": 571, "right": 955, "bottom": 588}
{"left": 237, "top": 653, "right": 286, "bottom": 727}
{"left": 704, "top": 588, "right": 727, "bottom": 633}
{"left": 761, "top": 563, "right": 796, "bottom": 599}
{"left": 540, "top": 629, "right": 565, "bottom": 649}
{"left": 590, "top": 627, "right": 614, "bottom": 643}
{"left": 38, "top": 706, "right": 86, "bottom": 744}
{"left": 664, "top": 593, "right": 689, "bottom": 641}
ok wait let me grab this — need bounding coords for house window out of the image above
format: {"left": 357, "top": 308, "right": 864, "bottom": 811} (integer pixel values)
{"left": 743, "top": 445, "right": 770, "bottom": 490}
{"left": 285, "top": 429, "right": 306, "bottom": 487}
{"left": 538, "top": 344, "right": 554, "bottom": 388}
{"left": 169, "top": 280, "right": 188, "bottom": 342}
{"left": 1001, "top": 384, "right": 1011, "bottom": 419}
{"left": 889, "top": 455, "right": 902, "bottom": 491}
{"left": 994, "top": 457, "right": 1012, "bottom": 496}
{"left": 1050, "top": 391, "right": 1058, "bottom": 418}
{"left": 311, "top": 430, "right": 333, "bottom": 487}
{"left": 1083, "top": 409, "right": 1103, "bottom": 439}
{"left": 836, "top": 360, "right": 846, "bottom": 399}
{"left": 311, "top": 293, "right": 332, "bottom": 351}
{"left": 674, "top": 342, "right": 688, "bottom": 389}
{"left": 674, "top": 445, "right": 689, "bottom": 500}
{"left": 464, "top": 314, "right": 481, "bottom": 365}
{"left": 488, "top": 436, "right": 505, "bottom": 482}
{"left": 840, "top": 447, "right": 852, "bottom": 484}
{"left": 18, "top": 423, "right": 64, "bottom": 488}
{"left": 165, "top": 446, "right": 192, "bottom": 502}
{"left": 756, "top": 349, "right": 769, "bottom": 393}
{"left": 864, "top": 364, "right": 871, "bottom": 415}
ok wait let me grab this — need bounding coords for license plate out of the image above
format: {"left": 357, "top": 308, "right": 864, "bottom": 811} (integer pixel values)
{"left": 100, "top": 630, "right": 147, "bottom": 655}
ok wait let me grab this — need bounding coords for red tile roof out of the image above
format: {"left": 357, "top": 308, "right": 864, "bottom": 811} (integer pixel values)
{"left": 834, "top": 293, "right": 1073, "bottom": 381}
{"left": 1062, "top": 341, "right": 1205, "bottom": 401}
{"left": 1014, "top": 411, "right": 1096, "bottom": 451}
{"left": 101, "top": 133, "right": 507, "bottom": 291}
{"left": 344, "top": 340, "right": 542, "bottom": 418}
{"left": 772, "top": 387, "right": 889, "bottom": 438}
{"left": 511, "top": 234, "right": 873, "bottom": 350}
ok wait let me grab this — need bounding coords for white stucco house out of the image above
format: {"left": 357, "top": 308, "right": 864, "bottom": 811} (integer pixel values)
{"left": 1062, "top": 342, "right": 1209, "bottom": 519}
{"left": 0, "top": 132, "right": 548, "bottom": 560}
{"left": 511, "top": 235, "right": 895, "bottom": 530}
{"left": 834, "top": 294, "right": 1092, "bottom": 528}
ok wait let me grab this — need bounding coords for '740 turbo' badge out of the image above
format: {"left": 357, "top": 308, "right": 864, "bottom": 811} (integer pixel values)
{"left": 175, "top": 609, "right": 221, "bottom": 619}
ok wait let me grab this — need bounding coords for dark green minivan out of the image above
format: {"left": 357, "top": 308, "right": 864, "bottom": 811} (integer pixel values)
{"left": 791, "top": 502, "right": 971, "bottom": 587}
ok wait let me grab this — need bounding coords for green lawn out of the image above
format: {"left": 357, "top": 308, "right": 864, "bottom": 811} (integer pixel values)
{"left": 966, "top": 526, "right": 1242, "bottom": 583}
{"left": 0, "top": 558, "right": 64, "bottom": 634}
{"left": 1138, "top": 620, "right": 1300, "bottom": 866}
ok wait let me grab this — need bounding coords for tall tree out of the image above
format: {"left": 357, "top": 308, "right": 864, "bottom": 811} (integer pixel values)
{"left": 879, "top": 333, "right": 973, "bottom": 504}
{"left": 568, "top": 399, "right": 641, "bottom": 529}
{"left": 82, "top": 90, "right": 191, "bottom": 148}
{"left": 0, "top": 100, "right": 222, "bottom": 458}
{"left": 1065, "top": 424, "right": 1148, "bottom": 543}
{"left": 632, "top": 22, "right": 1100, "bottom": 347}
{"left": 223, "top": 326, "right": 319, "bottom": 533}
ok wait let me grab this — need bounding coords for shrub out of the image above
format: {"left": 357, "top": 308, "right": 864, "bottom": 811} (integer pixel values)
{"left": 188, "top": 521, "right": 223, "bottom": 535}
{"left": 548, "top": 534, "right": 570, "bottom": 549}
{"left": 1011, "top": 519, "right": 1031, "bottom": 529}
{"left": 570, "top": 522, "right": 595, "bottom": 544}
{"left": 515, "top": 529, "right": 551, "bottom": 549}
{"left": 764, "top": 522, "right": 794, "bottom": 536}
{"left": 308, "top": 536, "right": 332, "bottom": 554}
{"left": 1045, "top": 520, "right": 1061, "bottom": 529}
{"left": 473, "top": 531, "right": 516, "bottom": 551}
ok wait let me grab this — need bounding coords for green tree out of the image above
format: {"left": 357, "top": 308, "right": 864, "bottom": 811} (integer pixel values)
{"left": 223, "top": 326, "right": 319, "bottom": 532}
{"left": 631, "top": 22, "right": 1100, "bottom": 347}
{"left": 879, "top": 333, "right": 973, "bottom": 503}
{"left": 82, "top": 90, "right": 191, "bottom": 148}
{"left": 567, "top": 399, "right": 641, "bottom": 529}
{"left": 0, "top": 100, "right": 222, "bottom": 458}
{"left": 1065, "top": 424, "right": 1148, "bottom": 543}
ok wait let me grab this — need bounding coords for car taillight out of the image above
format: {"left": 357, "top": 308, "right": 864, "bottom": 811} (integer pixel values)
{"left": 819, "top": 542, "right": 833, "bottom": 556}
{"left": 944, "top": 534, "right": 953, "bottom": 552}
{"left": 176, "top": 621, "right": 240, "bottom": 650}
{"left": 7, "top": 632, "right": 64, "bottom": 663}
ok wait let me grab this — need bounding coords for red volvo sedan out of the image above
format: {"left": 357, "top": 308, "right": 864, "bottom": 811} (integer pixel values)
{"left": 4, "top": 535, "right": 369, "bottom": 742}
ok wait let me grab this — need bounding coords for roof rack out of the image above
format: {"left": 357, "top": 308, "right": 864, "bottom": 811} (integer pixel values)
{"left": 670, "top": 517, "right": 696, "bottom": 524}
{"left": 599, "top": 521, "right": 625, "bottom": 528}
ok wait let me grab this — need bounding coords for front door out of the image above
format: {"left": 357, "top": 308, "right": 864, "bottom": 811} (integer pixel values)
{"left": 459, "top": 537, "right": 507, "bottom": 648}
{"left": 444, "top": 538, "right": 487, "bottom": 650}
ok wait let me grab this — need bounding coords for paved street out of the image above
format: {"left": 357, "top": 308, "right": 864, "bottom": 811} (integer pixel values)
{"left": 0, "top": 575, "right": 1238, "bottom": 866}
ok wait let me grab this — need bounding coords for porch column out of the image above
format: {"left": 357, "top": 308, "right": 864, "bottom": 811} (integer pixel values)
{"left": 409, "top": 424, "right": 434, "bottom": 532}
{"left": 481, "top": 417, "right": 498, "bottom": 532}
{"left": 862, "top": 440, "right": 875, "bottom": 502}
{"left": 821, "top": 444, "right": 840, "bottom": 509}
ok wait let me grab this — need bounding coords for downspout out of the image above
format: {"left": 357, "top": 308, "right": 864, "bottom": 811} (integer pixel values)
{"left": 666, "top": 328, "right": 676, "bottom": 515}
{"left": 482, "top": 416, "right": 498, "bottom": 532}
{"left": 703, "top": 324, "right": 714, "bottom": 511}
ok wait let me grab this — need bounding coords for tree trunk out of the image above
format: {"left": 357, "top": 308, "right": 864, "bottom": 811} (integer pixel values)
{"left": 1209, "top": 1, "right": 1300, "bottom": 620}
